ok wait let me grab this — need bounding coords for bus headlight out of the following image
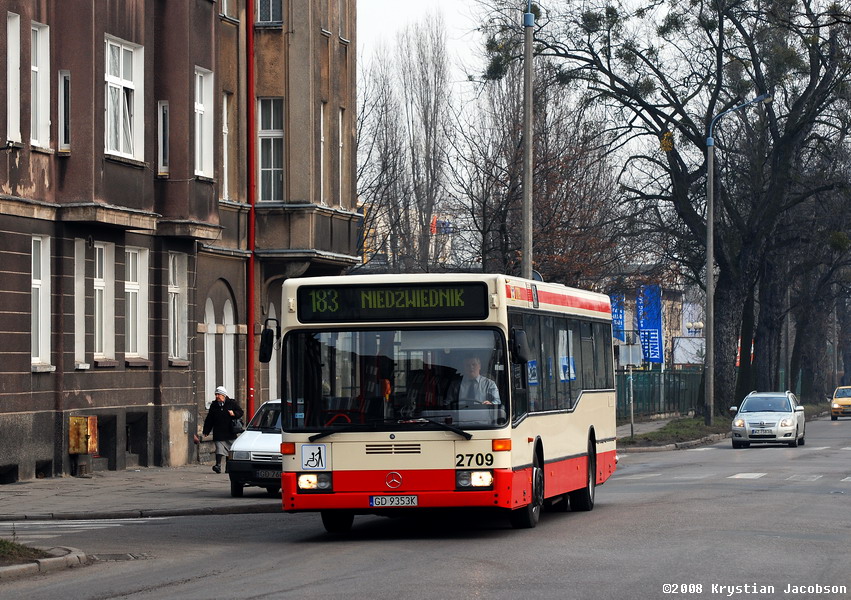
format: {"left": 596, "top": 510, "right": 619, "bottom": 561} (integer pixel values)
{"left": 456, "top": 470, "right": 493, "bottom": 489}
{"left": 297, "top": 472, "right": 333, "bottom": 491}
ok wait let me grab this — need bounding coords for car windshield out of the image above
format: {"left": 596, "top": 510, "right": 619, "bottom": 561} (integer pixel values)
{"left": 247, "top": 403, "right": 282, "bottom": 431}
{"left": 741, "top": 396, "right": 790, "bottom": 412}
{"left": 283, "top": 328, "right": 508, "bottom": 433}
{"left": 834, "top": 388, "right": 851, "bottom": 398}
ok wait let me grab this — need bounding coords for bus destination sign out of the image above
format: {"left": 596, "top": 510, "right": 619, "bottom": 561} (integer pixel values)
{"left": 297, "top": 282, "right": 489, "bottom": 323}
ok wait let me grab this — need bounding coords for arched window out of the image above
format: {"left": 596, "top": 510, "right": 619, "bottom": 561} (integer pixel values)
{"left": 223, "top": 299, "right": 236, "bottom": 399}
{"left": 204, "top": 299, "right": 217, "bottom": 409}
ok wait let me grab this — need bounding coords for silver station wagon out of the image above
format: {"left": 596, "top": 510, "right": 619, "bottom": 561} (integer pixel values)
{"left": 730, "top": 391, "right": 806, "bottom": 449}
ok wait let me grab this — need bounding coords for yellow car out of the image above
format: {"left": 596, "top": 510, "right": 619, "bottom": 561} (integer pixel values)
{"left": 830, "top": 386, "right": 851, "bottom": 421}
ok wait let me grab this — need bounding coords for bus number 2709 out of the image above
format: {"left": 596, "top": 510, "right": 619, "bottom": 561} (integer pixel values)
{"left": 455, "top": 453, "right": 494, "bottom": 467}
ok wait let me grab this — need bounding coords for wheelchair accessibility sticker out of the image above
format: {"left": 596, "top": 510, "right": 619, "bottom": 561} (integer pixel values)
{"left": 301, "top": 444, "right": 327, "bottom": 470}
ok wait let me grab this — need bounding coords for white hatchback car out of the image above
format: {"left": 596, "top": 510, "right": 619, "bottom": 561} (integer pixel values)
{"left": 226, "top": 400, "right": 282, "bottom": 497}
{"left": 730, "top": 391, "right": 806, "bottom": 448}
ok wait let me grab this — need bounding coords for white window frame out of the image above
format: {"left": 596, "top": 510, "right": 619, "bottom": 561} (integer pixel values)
{"left": 7, "top": 13, "right": 21, "bottom": 143}
{"left": 157, "top": 100, "right": 169, "bottom": 175}
{"left": 221, "top": 93, "right": 229, "bottom": 199}
{"left": 222, "top": 299, "right": 236, "bottom": 398}
{"left": 124, "top": 247, "right": 149, "bottom": 358}
{"left": 74, "top": 239, "right": 87, "bottom": 366}
{"left": 194, "top": 67, "right": 214, "bottom": 177}
{"left": 93, "top": 242, "right": 115, "bottom": 359}
{"left": 319, "top": 101, "right": 326, "bottom": 205}
{"left": 58, "top": 70, "right": 70, "bottom": 151}
{"left": 338, "top": 107, "right": 345, "bottom": 206}
{"left": 104, "top": 36, "right": 144, "bottom": 160}
{"left": 258, "top": 98, "right": 284, "bottom": 201}
{"left": 257, "top": 0, "right": 282, "bottom": 23}
{"left": 30, "top": 22, "right": 50, "bottom": 148}
{"left": 168, "top": 252, "right": 188, "bottom": 360}
{"left": 204, "top": 299, "right": 217, "bottom": 409}
{"left": 31, "top": 236, "right": 51, "bottom": 364}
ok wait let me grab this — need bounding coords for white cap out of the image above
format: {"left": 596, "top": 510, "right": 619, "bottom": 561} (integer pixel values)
{"left": 215, "top": 386, "right": 228, "bottom": 396}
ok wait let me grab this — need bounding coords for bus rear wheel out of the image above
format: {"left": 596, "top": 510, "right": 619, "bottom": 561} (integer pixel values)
{"left": 509, "top": 453, "right": 543, "bottom": 528}
{"left": 321, "top": 510, "right": 354, "bottom": 534}
{"left": 569, "top": 441, "right": 596, "bottom": 511}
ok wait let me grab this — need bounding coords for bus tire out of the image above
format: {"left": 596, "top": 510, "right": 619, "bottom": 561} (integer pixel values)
{"left": 569, "top": 440, "right": 596, "bottom": 512}
{"left": 509, "top": 452, "right": 543, "bottom": 528}
{"left": 321, "top": 510, "right": 354, "bottom": 534}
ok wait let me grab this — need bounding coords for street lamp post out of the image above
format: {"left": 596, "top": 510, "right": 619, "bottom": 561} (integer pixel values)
{"left": 521, "top": 1, "right": 534, "bottom": 280}
{"left": 704, "top": 93, "right": 771, "bottom": 425}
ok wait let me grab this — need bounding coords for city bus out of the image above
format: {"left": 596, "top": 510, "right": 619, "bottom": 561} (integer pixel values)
{"left": 274, "top": 273, "right": 616, "bottom": 533}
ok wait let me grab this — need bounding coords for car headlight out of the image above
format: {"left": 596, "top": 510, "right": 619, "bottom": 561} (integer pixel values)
{"left": 297, "top": 472, "right": 332, "bottom": 491}
{"left": 779, "top": 418, "right": 794, "bottom": 427}
{"left": 733, "top": 418, "right": 745, "bottom": 428}
{"left": 230, "top": 451, "right": 250, "bottom": 461}
{"left": 456, "top": 470, "right": 494, "bottom": 489}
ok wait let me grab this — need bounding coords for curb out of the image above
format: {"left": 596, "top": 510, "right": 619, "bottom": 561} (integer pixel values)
{"left": 618, "top": 432, "right": 730, "bottom": 453}
{"left": 0, "top": 503, "right": 282, "bottom": 522}
{"left": 0, "top": 546, "right": 89, "bottom": 581}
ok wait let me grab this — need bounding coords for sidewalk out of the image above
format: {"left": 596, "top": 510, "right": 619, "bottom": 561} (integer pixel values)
{"left": 0, "top": 463, "right": 281, "bottom": 523}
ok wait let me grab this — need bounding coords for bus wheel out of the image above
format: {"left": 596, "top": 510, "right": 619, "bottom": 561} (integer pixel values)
{"left": 321, "top": 510, "right": 354, "bottom": 534}
{"left": 230, "top": 479, "right": 244, "bottom": 498}
{"left": 509, "top": 454, "right": 543, "bottom": 528}
{"left": 569, "top": 441, "right": 596, "bottom": 511}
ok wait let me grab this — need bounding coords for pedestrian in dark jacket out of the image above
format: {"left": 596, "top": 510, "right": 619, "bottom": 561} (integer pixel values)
{"left": 201, "top": 386, "right": 244, "bottom": 473}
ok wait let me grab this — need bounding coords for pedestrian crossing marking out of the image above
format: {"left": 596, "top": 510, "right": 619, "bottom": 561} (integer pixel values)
{"left": 616, "top": 473, "right": 662, "bottom": 480}
{"left": 786, "top": 474, "right": 822, "bottom": 481}
{"left": 842, "top": 477, "right": 851, "bottom": 482}
{"left": 686, "top": 447, "right": 715, "bottom": 452}
{"left": 728, "top": 473, "right": 767, "bottom": 479}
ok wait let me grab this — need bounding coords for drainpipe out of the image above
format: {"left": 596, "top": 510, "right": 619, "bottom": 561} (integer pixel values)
{"left": 246, "top": 0, "right": 257, "bottom": 418}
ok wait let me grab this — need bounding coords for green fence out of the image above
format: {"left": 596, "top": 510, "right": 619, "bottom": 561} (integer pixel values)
{"left": 616, "top": 370, "right": 703, "bottom": 420}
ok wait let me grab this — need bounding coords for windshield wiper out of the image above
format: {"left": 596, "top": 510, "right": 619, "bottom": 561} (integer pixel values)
{"left": 397, "top": 418, "right": 472, "bottom": 440}
{"left": 307, "top": 419, "right": 383, "bottom": 442}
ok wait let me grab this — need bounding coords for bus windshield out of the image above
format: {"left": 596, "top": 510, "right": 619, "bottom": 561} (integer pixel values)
{"left": 284, "top": 328, "right": 508, "bottom": 432}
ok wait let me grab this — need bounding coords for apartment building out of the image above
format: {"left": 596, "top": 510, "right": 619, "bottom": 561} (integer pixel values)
{"left": 0, "top": 0, "right": 359, "bottom": 482}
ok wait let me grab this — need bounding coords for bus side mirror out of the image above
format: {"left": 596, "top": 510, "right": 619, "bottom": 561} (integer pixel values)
{"left": 510, "top": 329, "right": 531, "bottom": 364}
{"left": 258, "top": 318, "right": 279, "bottom": 363}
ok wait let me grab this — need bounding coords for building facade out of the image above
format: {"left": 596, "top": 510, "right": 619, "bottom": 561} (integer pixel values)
{"left": 0, "top": 0, "right": 359, "bottom": 482}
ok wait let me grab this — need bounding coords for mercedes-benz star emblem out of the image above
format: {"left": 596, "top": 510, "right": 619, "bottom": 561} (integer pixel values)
{"left": 385, "top": 472, "right": 402, "bottom": 489}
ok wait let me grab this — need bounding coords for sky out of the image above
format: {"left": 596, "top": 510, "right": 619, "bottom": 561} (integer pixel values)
{"left": 356, "top": 0, "right": 488, "bottom": 82}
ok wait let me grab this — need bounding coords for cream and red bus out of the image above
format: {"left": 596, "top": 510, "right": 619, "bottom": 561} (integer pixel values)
{"left": 276, "top": 273, "right": 616, "bottom": 533}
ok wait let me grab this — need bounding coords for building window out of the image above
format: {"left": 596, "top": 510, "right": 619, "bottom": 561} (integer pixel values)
{"left": 257, "top": 0, "right": 282, "bottom": 23}
{"left": 258, "top": 98, "right": 284, "bottom": 201}
{"left": 7, "top": 13, "right": 21, "bottom": 143}
{"left": 168, "top": 252, "right": 188, "bottom": 360}
{"left": 222, "top": 93, "right": 230, "bottom": 199}
{"left": 58, "top": 70, "right": 70, "bottom": 150}
{"left": 31, "top": 236, "right": 51, "bottom": 364}
{"left": 105, "top": 36, "right": 143, "bottom": 160}
{"left": 30, "top": 22, "right": 50, "bottom": 147}
{"left": 204, "top": 299, "right": 217, "bottom": 409}
{"left": 93, "top": 242, "right": 115, "bottom": 359}
{"left": 338, "top": 107, "right": 345, "bottom": 206}
{"left": 124, "top": 247, "right": 149, "bottom": 358}
{"left": 157, "top": 101, "right": 169, "bottom": 175}
{"left": 194, "top": 67, "right": 214, "bottom": 177}
{"left": 74, "top": 239, "right": 86, "bottom": 366}
{"left": 319, "top": 101, "right": 326, "bottom": 205}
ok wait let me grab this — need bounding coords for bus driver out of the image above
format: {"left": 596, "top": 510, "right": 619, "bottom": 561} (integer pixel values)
{"left": 455, "top": 356, "right": 500, "bottom": 407}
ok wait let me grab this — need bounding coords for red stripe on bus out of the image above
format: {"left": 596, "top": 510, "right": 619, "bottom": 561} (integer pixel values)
{"left": 504, "top": 285, "right": 611, "bottom": 315}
